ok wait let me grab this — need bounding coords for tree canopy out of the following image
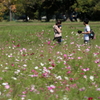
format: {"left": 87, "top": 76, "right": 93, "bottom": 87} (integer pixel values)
{"left": 0, "top": 0, "right": 100, "bottom": 21}
{"left": 71, "top": 0, "right": 100, "bottom": 20}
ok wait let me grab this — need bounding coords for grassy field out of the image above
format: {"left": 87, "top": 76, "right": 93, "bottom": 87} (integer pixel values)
{"left": 0, "top": 21, "right": 100, "bottom": 100}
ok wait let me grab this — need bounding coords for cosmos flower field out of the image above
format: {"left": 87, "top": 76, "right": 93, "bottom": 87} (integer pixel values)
{"left": 0, "top": 21, "right": 100, "bottom": 100}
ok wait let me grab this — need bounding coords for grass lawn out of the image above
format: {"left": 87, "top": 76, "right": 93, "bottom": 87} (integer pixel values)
{"left": 0, "top": 21, "right": 100, "bottom": 100}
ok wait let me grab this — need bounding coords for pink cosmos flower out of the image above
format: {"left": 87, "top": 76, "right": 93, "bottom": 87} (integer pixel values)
{"left": 64, "top": 54, "right": 67, "bottom": 58}
{"left": 83, "top": 75, "right": 87, "bottom": 79}
{"left": 48, "top": 67, "right": 53, "bottom": 70}
{"left": 30, "top": 75, "right": 38, "bottom": 77}
{"left": 65, "top": 87, "right": 70, "bottom": 91}
{"left": 51, "top": 63, "right": 55, "bottom": 67}
{"left": 82, "top": 68, "right": 90, "bottom": 71}
{"left": 56, "top": 51, "right": 60, "bottom": 54}
{"left": 22, "top": 91, "right": 27, "bottom": 94}
{"left": 96, "top": 88, "right": 100, "bottom": 91}
{"left": 30, "top": 53, "right": 34, "bottom": 55}
{"left": 70, "top": 42, "right": 74, "bottom": 44}
{"left": 66, "top": 66, "right": 71, "bottom": 69}
{"left": 16, "top": 44, "right": 20, "bottom": 47}
{"left": 70, "top": 84, "right": 77, "bottom": 88}
{"left": 23, "top": 48, "right": 27, "bottom": 51}
{"left": 77, "top": 57, "right": 82, "bottom": 59}
{"left": 0, "top": 77, "right": 2, "bottom": 80}
{"left": 85, "top": 49, "right": 90, "bottom": 52}
{"left": 20, "top": 95, "right": 26, "bottom": 97}
{"left": 86, "top": 68, "right": 90, "bottom": 71}
{"left": 31, "top": 70, "right": 38, "bottom": 74}
{"left": 98, "top": 64, "right": 100, "bottom": 67}
{"left": 88, "top": 97, "right": 93, "bottom": 100}
{"left": 47, "top": 41, "right": 51, "bottom": 45}
{"left": 5, "top": 85, "right": 10, "bottom": 89}
{"left": 11, "top": 64, "right": 14, "bottom": 66}
{"left": 68, "top": 57, "right": 74, "bottom": 59}
{"left": 47, "top": 87, "right": 53, "bottom": 90}
{"left": 67, "top": 71, "right": 71, "bottom": 74}
{"left": 47, "top": 85, "right": 56, "bottom": 90}
{"left": 95, "top": 59, "right": 100, "bottom": 63}
{"left": 42, "top": 72, "right": 49, "bottom": 77}
{"left": 70, "top": 78, "right": 74, "bottom": 81}
{"left": 79, "top": 87, "right": 85, "bottom": 91}
{"left": 48, "top": 59, "right": 52, "bottom": 61}
{"left": 80, "top": 73, "right": 84, "bottom": 75}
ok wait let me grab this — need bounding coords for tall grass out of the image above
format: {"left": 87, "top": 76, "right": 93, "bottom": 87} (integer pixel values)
{"left": 0, "top": 21, "right": 100, "bottom": 100}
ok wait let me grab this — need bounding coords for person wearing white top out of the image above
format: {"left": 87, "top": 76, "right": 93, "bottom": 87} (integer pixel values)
{"left": 82, "top": 18, "right": 91, "bottom": 44}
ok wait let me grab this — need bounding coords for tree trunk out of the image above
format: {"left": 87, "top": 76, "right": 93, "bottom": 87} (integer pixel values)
{"left": 9, "top": 7, "right": 12, "bottom": 21}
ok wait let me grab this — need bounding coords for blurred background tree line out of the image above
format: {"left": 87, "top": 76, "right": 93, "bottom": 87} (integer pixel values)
{"left": 0, "top": 0, "right": 100, "bottom": 22}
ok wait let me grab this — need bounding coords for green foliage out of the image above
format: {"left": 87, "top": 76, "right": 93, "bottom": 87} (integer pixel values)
{"left": 0, "top": 0, "right": 100, "bottom": 21}
{"left": 94, "top": 1, "right": 100, "bottom": 11}
{"left": 0, "top": 3, "right": 6, "bottom": 21}
{"left": 15, "top": 0, "right": 42, "bottom": 19}
{"left": 71, "top": 0, "right": 100, "bottom": 20}
{"left": 72, "top": 0, "right": 93, "bottom": 13}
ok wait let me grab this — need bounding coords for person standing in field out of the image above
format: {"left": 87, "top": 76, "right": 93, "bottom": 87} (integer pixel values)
{"left": 53, "top": 20, "right": 62, "bottom": 44}
{"left": 82, "top": 18, "right": 91, "bottom": 44}
{"left": 78, "top": 18, "right": 91, "bottom": 44}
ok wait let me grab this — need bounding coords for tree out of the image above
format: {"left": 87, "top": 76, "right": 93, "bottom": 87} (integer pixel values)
{"left": 41, "top": 0, "right": 76, "bottom": 21}
{"left": 2, "top": 0, "right": 17, "bottom": 21}
{"left": 71, "top": 0, "right": 100, "bottom": 20}
{"left": 92, "top": 0, "right": 100, "bottom": 20}
{"left": 0, "top": 2, "right": 6, "bottom": 21}
{"left": 15, "top": 0, "right": 42, "bottom": 21}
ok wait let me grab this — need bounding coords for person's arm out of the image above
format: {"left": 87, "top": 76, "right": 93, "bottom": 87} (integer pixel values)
{"left": 53, "top": 25, "right": 61, "bottom": 33}
{"left": 82, "top": 31, "right": 90, "bottom": 34}
{"left": 82, "top": 25, "right": 90, "bottom": 34}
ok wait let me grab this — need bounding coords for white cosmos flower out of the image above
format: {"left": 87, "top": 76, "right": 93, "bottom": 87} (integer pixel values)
{"left": 0, "top": 91, "right": 1, "bottom": 95}
{"left": 40, "top": 63, "right": 44, "bottom": 66}
{"left": 83, "top": 75, "right": 87, "bottom": 79}
{"left": 63, "top": 41, "right": 67, "bottom": 44}
{"left": 50, "top": 89, "right": 54, "bottom": 93}
{"left": 34, "top": 66, "right": 38, "bottom": 69}
{"left": 29, "top": 48, "right": 32, "bottom": 51}
{"left": 11, "top": 77, "right": 17, "bottom": 80}
{"left": 2, "top": 83, "right": 8, "bottom": 85}
{"left": 5, "top": 67, "right": 9, "bottom": 69}
{"left": 23, "top": 64, "right": 27, "bottom": 67}
{"left": 62, "top": 95, "right": 69, "bottom": 100}
{"left": 90, "top": 76, "right": 94, "bottom": 81}
{"left": 14, "top": 70, "right": 20, "bottom": 74}
{"left": 56, "top": 76, "right": 62, "bottom": 80}
{"left": 8, "top": 54, "right": 13, "bottom": 57}
{"left": 21, "top": 97, "right": 25, "bottom": 100}
{"left": 77, "top": 49, "right": 81, "bottom": 51}
{"left": 65, "top": 77, "right": 69, "bottom": 80}
{"left": 0, "top": 64, "right": 3, "bottom": 66}
{"left": 15, "top": 59, "right": 19, "bottom": 61}
{"left": 66, "top": 84, "right": 70, "bottom": 86}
